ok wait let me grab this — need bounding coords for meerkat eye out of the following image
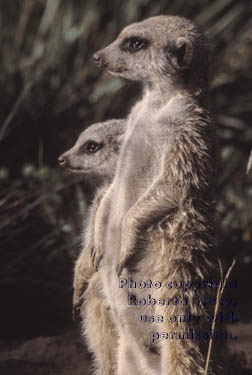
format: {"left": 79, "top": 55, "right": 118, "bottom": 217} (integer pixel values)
{"left": 129, "top": 38, "right": 144, "bottom": 51}
{"left": 121, "top": 37, "right": 148, "bottom": 53}
{"left": 83, "top": 141, "right": 102, "bottom": 154}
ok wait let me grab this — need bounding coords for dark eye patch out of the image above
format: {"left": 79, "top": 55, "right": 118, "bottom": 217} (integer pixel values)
{"left": 120, "top": 36, "right": 149, "bottom": 53}
{"left": 79, "top": 141, "right": 103, "bottom": 154}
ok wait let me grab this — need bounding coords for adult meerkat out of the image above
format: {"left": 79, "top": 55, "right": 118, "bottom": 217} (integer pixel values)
{"left": 59, "top": 119, "right": 126, "bottom": 375}
{"left": 92, "top": 16, "right": 223, "bottom": 375}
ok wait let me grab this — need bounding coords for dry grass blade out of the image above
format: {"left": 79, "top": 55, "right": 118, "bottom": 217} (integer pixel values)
{"left": 0, "top": 81, "right": 33, "bottom": 142}
{"left": 15, "top": 0, "right": 36, "bottom": 53}
{"left": 204, "top": 258, "right": 236, "bottom": 375}
{"left": 246, "top": 150, "right": 252, "bottom": 175}
{"left": 0, "top": 0, "right": 61, "bottom": 142}
{"left": 195, "top": 0, "right": 233, "bottom": 25}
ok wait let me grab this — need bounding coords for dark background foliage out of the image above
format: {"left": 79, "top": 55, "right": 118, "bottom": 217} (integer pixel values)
{"left": 0, "top": 0, "right": 251, "bottom": 347}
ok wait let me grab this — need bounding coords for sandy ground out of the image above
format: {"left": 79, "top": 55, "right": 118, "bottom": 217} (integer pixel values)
{"left": 0, "top": 323, "right": 252, "bottom": 375}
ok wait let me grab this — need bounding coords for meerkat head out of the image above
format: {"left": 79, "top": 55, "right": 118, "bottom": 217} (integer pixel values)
{"left": 93, "top": 15, "right": 210, "bottom": 96}
{"left": 58, "top": 119, "right": 125, "bottom": 182}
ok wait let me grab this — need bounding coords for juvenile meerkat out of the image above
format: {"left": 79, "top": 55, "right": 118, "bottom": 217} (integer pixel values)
{"left": 59, "top": 119, "right": 126, "bottom": 375}
{"left": 59, "top": 118, "right": 126, "bottom": 309}
{"left": 92, "top": 15, "right": 223, "bottom": 375}
{"left": 58, "top": 119, "right": 125, "bottom": 181}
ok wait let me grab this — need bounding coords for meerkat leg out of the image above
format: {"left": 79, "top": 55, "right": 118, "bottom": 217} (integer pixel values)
{"left": 155, "top": 285, "right": 212, "bottom": 375}
{"left": 116, "top": 334, "right": 144, "bottom": 375}
{"left": 81, "top": 273, "right": 118, "bottom": 375}
{"left": 160, "top": 337, "right": 205, "bottom": 375}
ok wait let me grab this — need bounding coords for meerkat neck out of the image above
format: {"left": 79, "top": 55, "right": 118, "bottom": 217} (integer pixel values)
{"left": 143, "top": 81, "right": 193, "bottom": 109}
{"left": 143, "top": 79, "right": 208, "bottom": 109}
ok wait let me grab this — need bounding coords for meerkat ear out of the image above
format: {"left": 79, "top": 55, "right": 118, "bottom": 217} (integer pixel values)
{"left": 172, "top": 37, "right": 193, "bottom": 70}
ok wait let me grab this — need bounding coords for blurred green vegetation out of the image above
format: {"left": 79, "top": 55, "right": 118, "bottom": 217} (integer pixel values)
{"left": 0, "top": 0, "right": 251, "bottom": 338}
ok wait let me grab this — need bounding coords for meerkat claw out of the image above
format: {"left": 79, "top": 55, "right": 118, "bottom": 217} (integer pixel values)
{"left": 72, "top": 302, "right": 81, "bottom": 322}
{"left": 90, "top": 246, "right": 95, "bottom": 261}
{"left": 116, "top": 262, "right": 125, "bottom": 277}
{"left": 91, "top": 251, "right": 96, "bottom": 268}
{"left": 95, "top": 254, "right": 103, "bottom": 271}
{"left": 91, "top": 250, "right": 98, "bottom": 269}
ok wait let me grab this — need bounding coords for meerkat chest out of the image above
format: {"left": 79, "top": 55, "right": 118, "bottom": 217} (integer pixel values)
{"left": 113, "top": 104, "right": 163, "bottom": 215}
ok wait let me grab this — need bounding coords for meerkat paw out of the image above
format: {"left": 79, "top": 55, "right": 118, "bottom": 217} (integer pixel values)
{"left": 117, "top": 229, "right": 136, "bottom": 276}
{"left": 73, "top": 252, "right": 94, "bottom": 321}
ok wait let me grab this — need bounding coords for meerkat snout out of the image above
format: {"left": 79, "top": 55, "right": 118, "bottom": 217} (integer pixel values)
{"left": 58, "top": 153, "right": 67, "bottom": 167}
{"left": 58, "top": 150, "right": 76, "bottom": 170}
{"left": 93, "top": 52, "right": 104, "bottom": 67}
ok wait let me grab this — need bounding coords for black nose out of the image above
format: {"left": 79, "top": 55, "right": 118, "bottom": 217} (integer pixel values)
{"left": 58, "top": 154, "right": 66, "bottom": 167}
{"left": 93, "top": 52, "right": 103, "bottom": 67}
